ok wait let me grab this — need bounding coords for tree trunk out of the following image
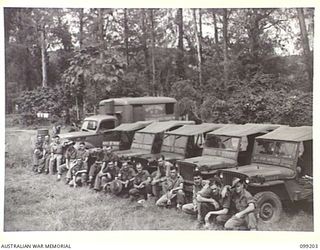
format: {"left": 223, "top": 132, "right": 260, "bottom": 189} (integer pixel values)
{"left": 192, "top": 9, "right": 202, "bottom": 87}
{"left": 222, "top": 9, "right": 228, "bottom": 86}
{"left": 141, "top": 9, "right": 150, "bottom": 94}
{"left": 212, "top": 9, "right": 220, "bottom": 58}
{"left": 40, "top": 26, "right": 48, "bottom": 88}
{"left": 149, "top": 9, "right": 156, "bottom": 96}
{"left": 79, "top": 8, "right": 84, "bottom": 49}
{"left": 176, "top": 8, "right": 184, "bottom": 79}
{"left": 297, "top": 8, "right": 313, "bottom": 90}
{"left": 124, "top": 8, "right": 129, "bottom": 67}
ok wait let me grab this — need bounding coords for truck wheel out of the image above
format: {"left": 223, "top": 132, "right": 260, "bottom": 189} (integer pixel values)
{"left": 254, "top": 191, "right": 282, "bottom": 223}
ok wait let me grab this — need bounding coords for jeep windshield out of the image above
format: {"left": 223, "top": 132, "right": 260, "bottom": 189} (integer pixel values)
{"left": 161, "top": 134, "right": 188, "bottom": 155}
{"left": 254, "top": 140, "right": 298, "bottom": 159}
{"left": 131, "top": 132, "right": 154, "bottom": 151}
{"left": 81, "top": 120, "right": 98, "bottom": 132}
{"left": 202, "top": 134, "right": 244, "bottom": 159}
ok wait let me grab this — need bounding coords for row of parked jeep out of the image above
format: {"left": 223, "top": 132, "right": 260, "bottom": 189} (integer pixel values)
{"left": 59, "top": 120, "right": 313, "bottom": 224}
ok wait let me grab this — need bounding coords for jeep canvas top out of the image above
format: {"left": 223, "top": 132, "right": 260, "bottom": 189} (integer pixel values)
{"left": 218, "top": 126, "right": 312, "bottom": 223}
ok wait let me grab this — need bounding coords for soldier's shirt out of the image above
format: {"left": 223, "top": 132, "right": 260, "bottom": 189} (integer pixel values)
{"left": 65, "top": 146, "right": 78, "bottom": 160}
{"left": 103, "top": 166, "right": 120, "bottom": 179}
{"left": 198, "top": 185, "right": 231, "bottom": 210}
{"left": 192, "top": 180, "right": 209, "bottom": 202}
{"left": 50, "top": 142, "right": 63, "bottom": 154}
{"left": 231, "top": 189, "right": 256, "bottom": 212}
{"left": 34, "top": 141, "right": 43, "bottom": 150}
{"left": 77, "top": 148, "right": 89, "bottom": 161}
{"left": 134, "top": 170, "right": 150, "bottom": 185}
{"left": 103, "top": 151, "right": 119, "bottom": 163}
{"left": 164, "top": 175, "right": 184, "bottom": 191}
{"left": 119, "top": 167, "right": 136, "bottom": 181}
{"left": 42, "top": 141, "right": 51, "bottom": 154}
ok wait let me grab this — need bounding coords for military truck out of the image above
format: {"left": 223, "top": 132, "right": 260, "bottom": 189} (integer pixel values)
{"left": 59, "top": 97, "right": 177, "bottom": 146}
{"left": 218, "top": 126, "right": 312, "bottom": 223}
{"left": 177, "top": 123, "right": 281, "bottom": 193}
{"left": 114, "top": 120, "right": 194, "bottom": 160}
{"left": 131, "top": 123, "right": 224, "bottom": 173}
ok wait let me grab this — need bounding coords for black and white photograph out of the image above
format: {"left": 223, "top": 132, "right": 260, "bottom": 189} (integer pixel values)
{"left": 1, "top": 1, "right": 318, "bottom": 249}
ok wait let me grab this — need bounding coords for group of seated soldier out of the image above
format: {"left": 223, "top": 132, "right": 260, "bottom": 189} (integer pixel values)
{"left": 33, "top": 136, "right": 258, "bottom": 230}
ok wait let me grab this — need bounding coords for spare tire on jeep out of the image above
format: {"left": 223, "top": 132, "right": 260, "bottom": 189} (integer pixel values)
{"left": 254, "top": 191, "right": 282, "bottom": 223}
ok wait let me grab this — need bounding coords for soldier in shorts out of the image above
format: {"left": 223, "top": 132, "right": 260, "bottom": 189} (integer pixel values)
{"left": 129, "top": 163, "right": 151, "bottom": 203}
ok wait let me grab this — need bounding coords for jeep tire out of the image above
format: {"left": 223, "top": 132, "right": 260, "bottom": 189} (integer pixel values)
{"left": 254, "top": 191, "right": 282, "bottom": 223}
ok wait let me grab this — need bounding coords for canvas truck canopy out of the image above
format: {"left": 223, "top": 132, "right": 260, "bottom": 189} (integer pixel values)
{"left": 137, "top": 120, "right": 195, "bottom": 134}
{"left": 257, "top": 126, "right": 312, "bottom": 142}
{"left": 84, "top": 114, "right": 117, "bottom": 122}
{"left": 208, "top": 123, "right": 281, "bottom": 137}
{"left": 99, "top": 97, "right": 177, "bottom": 106}
{"left": 165, "top": 123, "right": 225, "bottom": 136}
{"left": 110, "top": 121, "right": 153, "bottom": 132}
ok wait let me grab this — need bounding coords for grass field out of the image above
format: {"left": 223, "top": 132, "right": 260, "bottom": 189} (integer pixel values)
{"left": 4, "top": 129, "right": 314, "bottom": 231}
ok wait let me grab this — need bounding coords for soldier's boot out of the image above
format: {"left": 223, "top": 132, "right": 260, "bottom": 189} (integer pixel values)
{"left": 33, "top": 165, "right": 38, "bottom": 172}
{"left": 65, "top": 178, "right": 71, "bottom": 185}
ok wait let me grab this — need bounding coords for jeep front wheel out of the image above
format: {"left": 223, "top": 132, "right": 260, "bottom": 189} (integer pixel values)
{"left": 254, "top": 191, "right": 282, "bottom": 223}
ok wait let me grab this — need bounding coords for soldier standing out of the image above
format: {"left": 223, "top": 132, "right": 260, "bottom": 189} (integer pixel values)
{"left": 48, "top": 135, "right": 63, "bottom": 175}
{"left": 41, "top": 135, "right": 51, "bottom": 174}
{"left": 33, "top": 135, "right": 43, "bottom": 173}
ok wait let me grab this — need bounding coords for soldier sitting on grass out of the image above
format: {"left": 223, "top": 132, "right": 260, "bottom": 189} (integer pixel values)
{"left": 88, "top": 144, "right": 118, "bottom": 188}
{"left": 129, "top": 163, "right": 151, "bottom": 204}
{"left": 156, "top": 166, "right": 185, "bottom": 210}
{"left": 109, "top": 161, "right": 136, "bottom": 197}
{"left": 56, "top": 140, "right": 77, "bottom": 183}
{"left": 223, "top": 177, "right": 258, "bottom": 231}
{"left": 93, "top": 161, "right": 120, "bottom": 192}
{"left": 196, "top": 177, "right": 231, "bottom": 229}
{"left": 182, "top": 170, "right": 209, "bottom": 216}
{"left": 68, "top": 142, "right": 89, "bottom": 187}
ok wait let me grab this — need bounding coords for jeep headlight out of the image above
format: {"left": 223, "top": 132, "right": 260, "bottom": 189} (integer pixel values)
{"left": 245, "top": 177, "right": 250, "bottom": 184}
{"left": 133, "top": 160, "right": 136, "bottom": 163}
{"left": 219, "top": 172, "right": 224, "bottom": 179}
{"left": 147, "top": 162, "right": 150, "bottom": 166}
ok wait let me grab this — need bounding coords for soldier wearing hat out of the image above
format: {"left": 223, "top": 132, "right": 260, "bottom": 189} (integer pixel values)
{"left": 129, "top": 163, "right": 151, "bottom": 202}
{"left": 110, "top": 161, "right": 136, "bottom": 197}
{"left": 93, "top": 161, "right": 120, "bottom": 191}
{"left": 182, "top": 170, "right": 209, "bottom": 215}
{"left": 156, "top": 166, "right": 185, "bottom": 209}
{"left": 196, "top": 177, "right": 231, "bottom": 228}
{"left": 223, "top": 177, "right": 257, "bottom": 230}
{"left": 88, "top": 143, "right": 119, "bottom": 187}
{"left": 151, "top": 155, "right": 172, "bottom": 200}
{"left": 48, "top": 135, "right": 63, "bottom": 174}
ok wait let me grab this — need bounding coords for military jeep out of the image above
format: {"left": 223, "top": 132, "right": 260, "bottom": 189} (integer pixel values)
{"left": 218, "top": 126, "right": 312, "bottom": 223}
{"left": 113, "top": 120, "right": 194, "bottom": 160}
{"left": 178, "top": 123, "right": 281, "bottom": 193}
{"left": 131, "top": 123, "right": 224, "bottom": 173}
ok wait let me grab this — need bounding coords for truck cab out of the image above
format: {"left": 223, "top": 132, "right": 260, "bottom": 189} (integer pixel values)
{"left": 132, "top": 123, "right": 224, "bottom": 173}
{"left": 59, "top": 96, "right": 177, "bottom": 147}
{"left": 218, "top": 126, "right": 312, "bottom": 224}
{"left": 114, "top": 120, "right": 194, "bottom": 160}
{"left": 178, "top": 123, "right": 281, "bottom": 193}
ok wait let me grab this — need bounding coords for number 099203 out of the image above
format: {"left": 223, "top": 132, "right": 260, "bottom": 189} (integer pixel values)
{"left": 300, "top": 244, "right": 318, "bottom": 248}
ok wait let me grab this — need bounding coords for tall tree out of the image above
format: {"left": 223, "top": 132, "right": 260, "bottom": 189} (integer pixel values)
{"left": 222, "top": 9, "right": 228, "bottom": 86}
{"left": 192, "top": 9, "right": 202, "bottom": 86}
{"left": 297, "top": 8, "right": 313, "bottom": 90}
{"left": 149, "top": 9, "right": 156, "bottom": 96}
{"left": 124, "top": 8, "right": 129, "bottom": 66}
{"left": 176, "top": 8, "right": 184, "bottom": 79}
